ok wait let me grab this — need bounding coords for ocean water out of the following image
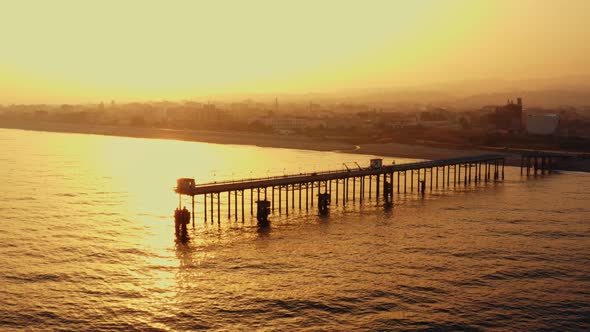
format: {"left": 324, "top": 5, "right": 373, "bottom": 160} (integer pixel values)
{"left": 0, "top": 128, "right": 589, "bottom": 331}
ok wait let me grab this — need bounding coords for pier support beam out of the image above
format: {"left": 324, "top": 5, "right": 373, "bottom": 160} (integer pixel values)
{"left": 279, "top": 186, "right": 282, "bottom": 213}
{"left": 360, "top": 177, "right": 364, "bottom": 203}
{"left": 210, "top": 193, "right": 214, "bottom": 224}
{"left": 436, "top": 167, "right": 439, "bottom": 189}
{"left": 306, "top": 183, "right": 309, "bottom": 211}
{"left": 464, "top": 164, "right": 467, "bottom": 186}
{"left": 416, "top": 168, "right": 426, "bottom": 192}
{"left": 299, "top": 184, "right": 302, "bottom": 210}
{"left": 404, "top": 171, "right": 407, "bottom": 193}
{"left": 528, "top": 158, "right": 532, "bottom": 176}
{"left": 494, "top": 160, "right": 499, "bottom": 181}
{"left": 234, "top": 191, "right": 238, "bottom": 221}
{"left": 345, "top": 178, "right": 349, "bottom": 202}
{"left": 352, "top": 177, "right": 356, "bottom": 203}
{"left": 447, "top": 165, "right": 450, "bottom": 187}
{"left": 343, "top": 178, "right": 347, "bottom": 206}
{"left": 271, "top": 186, "right": 275, "bottom": 212}
{"left": 375, "top": 174, "right": 381, "bottom": 200}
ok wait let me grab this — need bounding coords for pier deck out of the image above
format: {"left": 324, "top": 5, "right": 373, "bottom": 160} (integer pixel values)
{"left": 185, "top": 154, "right": 507, "bottom": 195}
{"left": 175, "top": 154, "right": 509, "bottom": 225}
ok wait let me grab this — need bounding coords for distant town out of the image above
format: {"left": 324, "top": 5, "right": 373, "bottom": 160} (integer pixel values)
{"left": 1, "top": 97, "right": 590, "bottom": 152}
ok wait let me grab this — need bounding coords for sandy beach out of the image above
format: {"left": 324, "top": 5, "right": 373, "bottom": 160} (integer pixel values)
{"left": 0, "top": 120, "right": 487, "bottom": 157}
{"left": 2, "top": 120, "right": 588, "bottom": 170}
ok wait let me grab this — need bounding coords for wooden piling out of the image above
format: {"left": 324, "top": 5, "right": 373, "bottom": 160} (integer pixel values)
{"left": 375, "top": 174, "right": 381, "bottom": 201}
{"left": 271, "top": 186, "right": 275, "bottom": 211}
{"left": 299, "top": 184, "right": 302, "bottom": 210}
{"left": 352, "top": 177, "right": 356, "bottom": 203}
{"left": 311, "top": 181, "right": 314, "bottom": 207}
{"left": 436, "top": 167, "right": 439, "bottom": 189}
{"left": 306, "top": 183, "right": 309, "bottom": 211}
{"left": 210, "top": 192, "right": 214, "bottom": 223}
{"left": 279, "top": 186, "right": 282, "bottom": 213}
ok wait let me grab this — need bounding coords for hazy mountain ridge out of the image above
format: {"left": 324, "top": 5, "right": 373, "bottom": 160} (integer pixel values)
{"left": 265, "top": 76, "right": 590, "bottom": 108}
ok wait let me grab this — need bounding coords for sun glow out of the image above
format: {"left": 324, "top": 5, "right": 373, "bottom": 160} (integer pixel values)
{"left": 1, "top": 0, "right": 588, "bottom": 103}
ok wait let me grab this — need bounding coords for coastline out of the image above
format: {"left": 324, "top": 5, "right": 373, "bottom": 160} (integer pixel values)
{"left": 0, "top": 120, "right": 352, "bottom": 152}
{"left": 2, "top": 120, "right": 588, "bottom": 171}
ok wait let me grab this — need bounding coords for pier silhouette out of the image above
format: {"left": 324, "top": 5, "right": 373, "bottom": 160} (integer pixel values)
{"left": 174, "top": 154, "right": 511, "bottom": 230}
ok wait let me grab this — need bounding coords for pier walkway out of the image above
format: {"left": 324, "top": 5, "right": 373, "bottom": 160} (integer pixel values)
{"left": 175, "top": 154, "right": 508, "bottom": 225}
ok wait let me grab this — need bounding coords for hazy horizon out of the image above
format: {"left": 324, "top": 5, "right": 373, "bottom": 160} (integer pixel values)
{"left": 1, "top": 0, "right": 589, "bottom": 104}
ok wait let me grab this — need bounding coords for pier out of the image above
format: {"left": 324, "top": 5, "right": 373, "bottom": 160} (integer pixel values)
{"left": 174, "top": 154, "right": 508, "bottom": 229}
{"left": 519, "top": 151, "right": 575, "bottom": 176}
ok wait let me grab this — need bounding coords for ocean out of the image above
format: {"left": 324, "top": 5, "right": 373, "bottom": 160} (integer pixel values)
{"left": 0, "top": 128, "right": 588, "bottom": 331}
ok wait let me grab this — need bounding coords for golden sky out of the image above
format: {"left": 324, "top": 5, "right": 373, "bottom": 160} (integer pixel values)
{"left": 0, "top": 0, "right": 588, "bottom": 103}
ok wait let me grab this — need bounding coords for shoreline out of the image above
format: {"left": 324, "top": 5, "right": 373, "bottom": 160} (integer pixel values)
{"left": 2, "top": 120, "right": 589, "bottom": 171}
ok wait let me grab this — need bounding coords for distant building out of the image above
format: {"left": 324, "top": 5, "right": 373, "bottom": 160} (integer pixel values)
{"left": 526, "top": 114, "right": 560, "bottom": 135}
{"left": 491, "top": 98, "right": 524, "bottom": 133}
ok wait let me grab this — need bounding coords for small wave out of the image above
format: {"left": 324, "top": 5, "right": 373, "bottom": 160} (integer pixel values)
{"left": 56, "top": 193, "right": 79, "bottom": 197}
{"left": 12, "top": 197, "right": 36, "bottom": 201}
{"left": 4, "top": 272, "right": 70, "bottom": 283}
{"left": 481, "top": 268, "right": 568, "bottom": 281}
{"left": 531, "top": 230, "right": 588, "bottom": 239}
{"left": 119, "top": 248, "right": 155, "bottom": 258}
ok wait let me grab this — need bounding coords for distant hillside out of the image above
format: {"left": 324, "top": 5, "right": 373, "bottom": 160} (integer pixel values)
{"left": 453, "top": 89, "right": 590, "bottom": 109}
{"left": 244, "top": 76, "right": 590, "bottom": 109}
